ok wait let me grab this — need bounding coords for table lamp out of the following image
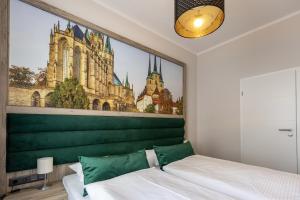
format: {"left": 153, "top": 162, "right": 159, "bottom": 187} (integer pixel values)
{"left": 37, "top": 157, "right": 53, "bottom": 190}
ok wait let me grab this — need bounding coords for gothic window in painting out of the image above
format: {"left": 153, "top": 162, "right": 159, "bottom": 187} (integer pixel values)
{"left": 92, "top": 99, "right": 100, "bottom": 110}
{"left": 31, "top": 91, "right": 41, "bottom": 107}
{"left": 86, "top": 52, "right": 90, "bottom": 88}
{"left": 102, "top": 102, "right": 111, "bottom": 111}
{"left": 57, "top": 38, "right": 69, "bottom": 83}
{"left": 73, "top": 46, "right": 81, "bottom": 81}
{"left": 8, "top": 0, "right": 184, "bottom": 115}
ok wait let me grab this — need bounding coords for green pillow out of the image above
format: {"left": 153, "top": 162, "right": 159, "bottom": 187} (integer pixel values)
{"left": 154, "top": 142, "right": 194, "bottom": 168}
{"left": 79, "top": 150, "right": 149, "bottom": 196}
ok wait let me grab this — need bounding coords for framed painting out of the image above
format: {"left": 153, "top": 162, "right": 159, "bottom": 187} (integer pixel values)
{"left": 7, "top": 0, "right": 185, "bottom": 116}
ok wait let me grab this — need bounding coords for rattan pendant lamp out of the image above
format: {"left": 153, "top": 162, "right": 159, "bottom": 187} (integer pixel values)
{"left": 174, "top": 0, "right": 225, "bottom": 38}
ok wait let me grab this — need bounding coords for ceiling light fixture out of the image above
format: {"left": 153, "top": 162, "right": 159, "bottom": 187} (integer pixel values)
{"left": 193, "top": 18, "right": 204, "bottom": 28}
{"left": 175, "top": 0, "right": 225, "bottom": 38}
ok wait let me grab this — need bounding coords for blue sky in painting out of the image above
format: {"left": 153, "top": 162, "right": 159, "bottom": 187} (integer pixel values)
{"left": 9, "top": 0, "right": 183, "bottom": 101}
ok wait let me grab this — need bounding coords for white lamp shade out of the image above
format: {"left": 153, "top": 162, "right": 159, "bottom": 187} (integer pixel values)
{"left": 37, "top": 157, "right": 53, "bottom": 174}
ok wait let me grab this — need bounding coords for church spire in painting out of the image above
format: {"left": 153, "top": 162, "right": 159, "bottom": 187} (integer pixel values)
{"left": 105, "top": 36, "right": 112, "bottom": 53}
{"left": 67, "top": 20, "right": 71, "bottom": 29}
{"left": 153, "top": 55, "right": 158, "bottom": 73}
{"left": 148, "top": 54, "right": 152, "bottom": 76}
{"left": 125, "top": 72, "right": 130, "bottom": 88}
{"left": 159, "top": 58, "right": 163, "bottom": 81}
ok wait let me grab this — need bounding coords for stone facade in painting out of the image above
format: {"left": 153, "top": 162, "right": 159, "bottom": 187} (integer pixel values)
{"left": 9, "top": 22, "right": 136, "bottom": 112}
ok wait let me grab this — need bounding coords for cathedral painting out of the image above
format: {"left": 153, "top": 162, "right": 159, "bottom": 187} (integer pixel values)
{"left": 8, "top": 0, "right": 184, "bottom": 115}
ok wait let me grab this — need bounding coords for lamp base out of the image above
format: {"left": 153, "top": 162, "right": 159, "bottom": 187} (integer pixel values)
{"left": 37, "top": 182, "right": 51, "bottom": 191}
{"left": 38, "top": 174, "right": 51, "bottom": 191}
{"left": 40, "top": 183, "right": 51, "bottom": 191}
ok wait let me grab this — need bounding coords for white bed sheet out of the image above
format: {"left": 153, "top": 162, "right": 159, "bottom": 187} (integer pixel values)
{"left": 63, "top": 174, "right": 90, "bottom": 200}
{"left": 164, "top": 155, "right": 300, "bottom": 200}
{"left": 85, "top": 167, "right": 236, "bottom": 200}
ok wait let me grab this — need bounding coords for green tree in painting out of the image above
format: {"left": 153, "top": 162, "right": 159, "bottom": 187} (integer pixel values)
{"left": 35, "top": 68, "right": 47, "bottom": 87}
{"left": 9, "top": 65, "right": 35, "bottom": 88}
{"left": 159, "top": 89, "right": 173, "bottom": 114}
{"left": 49, "top": 78, "right": 89, "bottom": 109}
{"left": 145, "top": 104, "right": 155, "bottom": 113}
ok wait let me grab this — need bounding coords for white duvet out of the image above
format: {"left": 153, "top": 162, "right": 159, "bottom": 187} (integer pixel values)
{"left": 85, "top": 167, "right": 236, "bottom": 200}
{"left": 164, "top": 155, "right": 300, "bottom": 200}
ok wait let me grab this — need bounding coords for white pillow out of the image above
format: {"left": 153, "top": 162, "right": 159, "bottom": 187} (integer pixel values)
{"left": 69, "top": 162, "right": 84, "bottom": 183}
{"left": 145, "top": 149, "right": 159, "bottom": 167}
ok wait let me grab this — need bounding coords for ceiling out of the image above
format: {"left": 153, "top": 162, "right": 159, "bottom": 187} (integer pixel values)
{"left": 92, "top": 0, "right": 300, "bottom": 55}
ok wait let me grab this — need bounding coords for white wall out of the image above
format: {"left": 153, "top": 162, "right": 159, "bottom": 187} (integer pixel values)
{"left": 197, "top": 13, "right": 300, "bottom": 161}
{"left": 41, "top": 0, "right": 198, "bottom": 147}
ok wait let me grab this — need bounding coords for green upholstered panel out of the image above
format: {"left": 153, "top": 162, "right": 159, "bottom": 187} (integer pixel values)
{"left": 6, "top": 114, "right": 185, "bottom": 172}
{"left": 8, "top": 114, "right": 184, "bottom": 133}
{"left": 8, "top": 128, "right": 184, "bottom": 152}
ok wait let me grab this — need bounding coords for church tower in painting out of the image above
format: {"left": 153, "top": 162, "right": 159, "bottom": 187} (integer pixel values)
{"left": 145, "top": 55, "right": 164, "bottom": 96}
{"left": 137, "top": 54, "right": 176, "bottom": 114}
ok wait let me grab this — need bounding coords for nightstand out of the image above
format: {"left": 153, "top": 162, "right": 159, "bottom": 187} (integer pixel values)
{"left": 4, "top": 182, "right": 67, "bottom": 200}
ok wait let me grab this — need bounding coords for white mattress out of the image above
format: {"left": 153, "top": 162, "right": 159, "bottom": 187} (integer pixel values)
{"left": 164, "top": 155, "right": 300, "bottom": 200}
{"left": 63, "top": 174, "right": 90, "bottom": 200}
{"left": 85, "top": 167, "right": 236, "bottom": 200}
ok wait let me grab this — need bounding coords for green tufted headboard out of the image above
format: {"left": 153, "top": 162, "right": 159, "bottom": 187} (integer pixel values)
{"left": 6, "top": 113, "right": 185, "bottom": 172}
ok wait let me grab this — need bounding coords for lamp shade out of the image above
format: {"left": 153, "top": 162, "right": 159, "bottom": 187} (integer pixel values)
{"left": 37, "top": 157, "right": 53, "bottom": 174}
{"left": 175, "top": 0, "right": 225, "bottom": 38}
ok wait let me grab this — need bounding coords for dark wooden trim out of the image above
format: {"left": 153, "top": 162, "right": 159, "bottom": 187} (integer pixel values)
{"left": 0, "top": 0, "right": 9, "bottom": 195}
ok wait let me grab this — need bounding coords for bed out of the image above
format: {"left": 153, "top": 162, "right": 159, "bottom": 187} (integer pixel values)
{"left": 64, "top": 167, "right": 236, "bottom": 200}
{"left": 63, "top": 174, "right": 90, "bottom": 200}
{"left": 163, "top": 155, "right": 300, "bottom": 200}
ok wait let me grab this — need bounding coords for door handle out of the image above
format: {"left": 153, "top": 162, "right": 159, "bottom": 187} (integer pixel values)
{"left": 278, "top": 129, "right": 292, "bottom": 132}
{"left": 278, "top": 129, "right": 293, "bottom": 137}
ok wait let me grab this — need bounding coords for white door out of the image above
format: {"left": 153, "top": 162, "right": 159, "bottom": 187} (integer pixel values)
{"left": 241, "top": 69, "right": 298, "bottom": 173}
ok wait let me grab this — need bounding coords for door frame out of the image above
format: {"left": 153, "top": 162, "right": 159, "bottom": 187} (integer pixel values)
{"left": 296, "top": 69, "right": 300, "bottom": 174}
{"left": 240, "top": 67, "right": 300, "bottom": 174}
